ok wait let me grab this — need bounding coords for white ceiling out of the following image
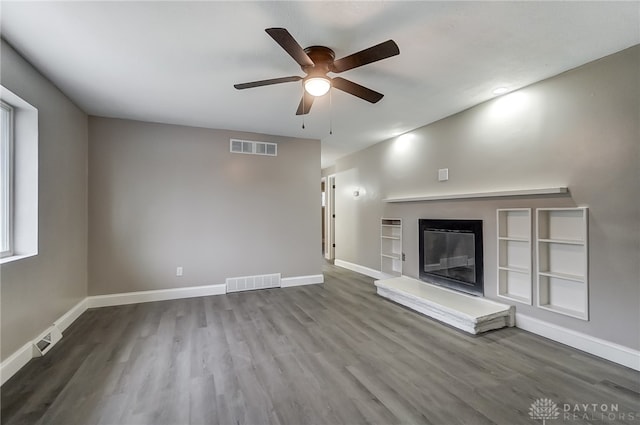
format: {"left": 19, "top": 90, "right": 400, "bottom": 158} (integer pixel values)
{"left": 1, "top": 2, "right": 638, "bottom": 168}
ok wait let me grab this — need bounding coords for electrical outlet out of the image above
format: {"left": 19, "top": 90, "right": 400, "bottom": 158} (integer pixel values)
{"left": 176, "top": 266, "right": 183, "bottom": 277}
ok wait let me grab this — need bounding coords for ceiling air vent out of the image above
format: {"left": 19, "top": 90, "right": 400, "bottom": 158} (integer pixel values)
{"left": 230, "top": 139, "right": 277, "bottom": 156}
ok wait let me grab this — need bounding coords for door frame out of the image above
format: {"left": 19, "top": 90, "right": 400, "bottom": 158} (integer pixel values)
{"left": 325, "top": 174, "right": 336, "bottom": 260}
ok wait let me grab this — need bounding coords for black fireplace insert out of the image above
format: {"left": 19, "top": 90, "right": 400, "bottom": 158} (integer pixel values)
{"left": 418, "top": 219, "right": 484, "bottom": 296}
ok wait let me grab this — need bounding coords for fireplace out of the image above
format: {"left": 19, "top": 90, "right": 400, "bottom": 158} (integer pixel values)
{"left": 418, "top": 219, "right": 484, "bottom": 296}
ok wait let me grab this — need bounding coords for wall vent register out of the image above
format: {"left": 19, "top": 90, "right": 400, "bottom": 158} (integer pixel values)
{"left": 226, "top": 273, "right": 281, "bottom": 293}
{"left": 230, "top": 139, "right": 277, "bottom": 156}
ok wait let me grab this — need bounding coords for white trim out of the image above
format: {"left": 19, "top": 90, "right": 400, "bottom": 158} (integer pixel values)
{"left": 326, "top": 174, "right": 336, "bottom": 260}
{"left": 0, "top": 252, "right": 37, "bottom": 265}
{"left": 0, "top": 86, "right": 39, "bottom": 260}
{"left": 0, "top": 342, "right": 33, "bottom": 386}
{"left": 516, "top": 313, "right": 640, "bottom": 371}
{"left": 334, "top": 260, "right": 639, "bottom": 370}
{"left": 334, "top": 259, "right": 389, "bottom": 280}
{"left": 0, "top": 298, "right": 87, "bottom": 386}
{"left": 384, "top": 187, "right": 568, "bottom": 203}
{"left": 321, "top": 176, "right": 327, "bottom": 257}
{"left": 87, "top": 283, "right": 227, "bottom": 308}
{"left": 0, "top": 273, "right": 324, "bottom": 386}
{"left": 0, "top": 100, "right": 14, "bottom": 258}
{"left": 281, "top": 274, "right": 324, "bottom": 288}
{"left": 53, "top": 299, "right": 88, "bottom": 333}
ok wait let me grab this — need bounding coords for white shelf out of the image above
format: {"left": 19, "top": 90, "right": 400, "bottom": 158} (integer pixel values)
{"left": 536, "top": 207, "right": 588, "bottom": 320}
{"left": 538, "top": 238, "right": 584, "bottom": 245}
{"left": 538, "top": 270, "right": 585, "bottom": 282}
{"left": 498, "top": 236, "right": 529, "bottom": 242}
{"left": 497, "top": 209, "right": 532, "bottom": 305}
{"left": 498, "top": 265, "right": 529, "bottom": 274}
{"left": 384, "top": 187, "right": 568, "bottom": 203}
{"left": 538, "top": 303, "right": 587, "bottom": 320}
{"left": 381, "top": 218, "right": 402, "bottom": 276}
{"left": 500, "top": 293, "right": 531, "bottom": 305}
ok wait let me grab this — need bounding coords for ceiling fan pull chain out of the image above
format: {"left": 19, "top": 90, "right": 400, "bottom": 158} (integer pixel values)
{"left": 330, "top": 89, "right": 334, "bottom": 135}
{"left": 302, "top": 82, "right": 306, "bottom": 129}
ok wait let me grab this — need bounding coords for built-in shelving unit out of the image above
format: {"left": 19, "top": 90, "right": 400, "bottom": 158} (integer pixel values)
{"left": 497, "top": 209, "right": 532, "bottom": 305}
{"left": 381, "top": 218, "right": 402, "bottom": 277}
{"left": 536, "top": 207, "right": 589, "bottom": 320}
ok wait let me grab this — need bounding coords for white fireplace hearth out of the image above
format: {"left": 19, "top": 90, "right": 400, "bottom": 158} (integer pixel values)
{"left": 375, "top": 276, "right": 514, "bottom": 334}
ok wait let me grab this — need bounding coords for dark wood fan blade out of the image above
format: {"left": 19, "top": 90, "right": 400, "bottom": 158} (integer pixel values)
{"left": 295, "top": 92, "right": 315, "bottom": 115}
{"left": 234, "top": 76, "right": 302, "bottom": 90}
{"left": 332, "top": 77, "right": 384, "bottom": 103}
{"left": 331, "top": 40, "right": 399, "bottom": 73}
{"left": 265, "top": 28, "right": 314, "bottom": 67}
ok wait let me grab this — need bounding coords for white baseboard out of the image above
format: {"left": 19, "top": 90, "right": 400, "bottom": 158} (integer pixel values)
{"left": 334, "top": 259, "right": 388, "bottom": 280}
{"left": 0, "top": 298, "right": 88, "bottom": 386}
{"left": 0, "top": 342, "right": 33, "bottom": 386}
{"left": 1, "top": 272, "right": 324, "bottom": 386}
{"left": 281, "top": 274, "right": 324, "bottom": 288}
{"left": 336, "top": 260, "right": 640, "bottom": 371}
{"left": 516, "top": 313, "right": 640, "bottom": 371}
{"left": 54, "top": 299, "right": 88, "bottom": 333}
{"left": 87, "top": 283, "right": 227, "bottom": 308}
{"left": 7, "top": 272, "right": 633, "bottom": 388}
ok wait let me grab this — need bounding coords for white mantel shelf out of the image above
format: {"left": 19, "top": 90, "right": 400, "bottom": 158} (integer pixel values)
{"left": 383, "top": 187, "right": 568, "bottom": 203}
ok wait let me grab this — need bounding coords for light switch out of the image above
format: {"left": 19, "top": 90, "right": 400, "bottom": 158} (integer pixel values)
{"left": 438, "top": 168, "right": 449, "bottom": 182}
{"left": 176, "top": 266, "right": 183, "bottom": 277}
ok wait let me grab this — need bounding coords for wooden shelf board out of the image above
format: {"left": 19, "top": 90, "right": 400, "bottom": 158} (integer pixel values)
{"left": 497, "top": 293, "right": 531, "bottom": 305}
{"left": 384, "top": 187, "right": 568, "bottom": 203}
{"left": 498, "top": 236, "right": 529, "bottom": 242}
{"left": 538, "top": 271, "right": 585, "bottom": 282}
{"left": 538, "top": 238, "right": 584, "bottom": 245}
{"left": 498, "top": 266, "right": 529, "bottom": 274}
{"left": 538, "top": 303, "right": 587, "bottom": 320}
{"left": 381, "top": 254, "right": 401, "bottom": 260}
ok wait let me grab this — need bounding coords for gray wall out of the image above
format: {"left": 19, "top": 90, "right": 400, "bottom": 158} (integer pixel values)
{"left": 88, "top": 117, "right": 321, "bottom": 295}
{"left": 329, "top": 46, "right": 639, "bottom": 350}
{"left": 0, "top": 40, "right": 88, "bottom": 361}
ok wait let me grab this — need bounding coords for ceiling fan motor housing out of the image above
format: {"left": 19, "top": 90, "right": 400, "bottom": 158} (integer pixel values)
{"left": 302, "top": 46, "right": 335, "bottom": 78}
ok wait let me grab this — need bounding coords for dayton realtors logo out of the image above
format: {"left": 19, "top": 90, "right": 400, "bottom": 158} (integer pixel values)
{"left": 529, "top": 398, "right": 639, "bottom": 423}
{"left": 529, "top": 398, "right": 560, "bottom": 424}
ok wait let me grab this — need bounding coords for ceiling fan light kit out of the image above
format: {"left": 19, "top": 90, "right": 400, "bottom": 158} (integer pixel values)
{"left": 304, "top": 77, "right": 331, "bottom": 97}
{"left": 234, "top": 27, "right": 400, "bottom": 116}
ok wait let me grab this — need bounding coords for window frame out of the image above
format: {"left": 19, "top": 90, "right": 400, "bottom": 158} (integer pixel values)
{"left": 1, "top": 100, "right": 14, "bottom": 258}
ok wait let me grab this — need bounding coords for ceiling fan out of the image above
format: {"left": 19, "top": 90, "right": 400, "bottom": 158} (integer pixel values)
{"left": 234, "top": 28, "right": 400, "bottom": 115}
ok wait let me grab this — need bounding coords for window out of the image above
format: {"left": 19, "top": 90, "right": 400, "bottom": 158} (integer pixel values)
{"left": 0, "top": 100, "right": 13, "bottom": 257}
{"left": 0, "top": 85, "right": 38, "bottom": 264}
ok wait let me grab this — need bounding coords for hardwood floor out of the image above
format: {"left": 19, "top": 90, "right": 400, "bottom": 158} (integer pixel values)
{"left": 2, "top": 263, "right": 639, "bottom": 425}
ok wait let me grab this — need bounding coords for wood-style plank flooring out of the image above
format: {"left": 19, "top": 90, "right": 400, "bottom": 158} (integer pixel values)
{"left": 2, "top": 262, "right": 639, "bottom": 424}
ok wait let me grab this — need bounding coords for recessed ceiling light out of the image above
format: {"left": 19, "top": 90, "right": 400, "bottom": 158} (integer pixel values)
{"left": 492, "top": 87, "right": 509, "bottom": 95}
